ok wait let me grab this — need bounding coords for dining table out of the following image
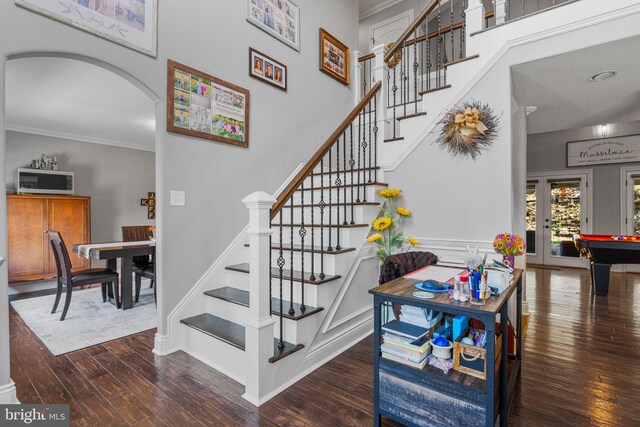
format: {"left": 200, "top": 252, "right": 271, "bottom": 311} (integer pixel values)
{"left": 72, "top": 241, "right": 156, "bottom": 310}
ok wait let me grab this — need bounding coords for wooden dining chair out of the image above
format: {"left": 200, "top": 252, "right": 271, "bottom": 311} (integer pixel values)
{"left": 49, "top": 231, "right": 120, "bottom": 321}
{"left": 134, "top": 264, "right": 156, "bottom": 305}
{"left": 122, "top": 225, "right": 154, "bottom": 269}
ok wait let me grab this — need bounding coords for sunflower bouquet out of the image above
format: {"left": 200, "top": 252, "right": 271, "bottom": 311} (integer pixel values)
{"left": 367, "top": 188, "right": 418, "bottom": 262}
{"left": 493, "top": 233, "right": 526, "bottom": 257}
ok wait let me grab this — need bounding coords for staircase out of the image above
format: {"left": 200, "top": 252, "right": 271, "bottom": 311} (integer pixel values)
{"left": 159, "top": 0, "right": 640, "bottom": 407}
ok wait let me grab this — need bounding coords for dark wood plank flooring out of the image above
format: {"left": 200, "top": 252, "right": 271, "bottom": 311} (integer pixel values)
{"left": 9, "top": 267, "right": 640, "bottom": 426}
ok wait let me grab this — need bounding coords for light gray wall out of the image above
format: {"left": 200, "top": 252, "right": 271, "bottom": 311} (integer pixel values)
{"left": 527, "top": 120, "right": 640, "bottom": 235}
{"left": 0, "top": 0, "right": 359, "bottom": 374}
{"left": 359, "top": 0, "right": 424, "bottom": 53}
{"left": 5, "top": 131, "right": 155, "bottom": 243}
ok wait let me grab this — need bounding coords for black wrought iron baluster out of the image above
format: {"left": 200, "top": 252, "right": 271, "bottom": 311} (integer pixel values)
{"left": 521, "top": 0, "right": 525, "bottom": 18}
{"left": 460, "top": 0, "right": 466, "bottom": 59}
{"left": 289, "top": 200, "right": 294, "bottom": 316}
{"left": 277, "top": 213, "right": 285, "bottom": 350}
{"left": 426, "top": 33, "right": 432, "bottom": 91}
{"left": 328, "top": 147, "right": 333, "bottom": 252}
{"left": 437, "top": 1, "right": 443, "bottom": 88}
{"left": 362, "top": 111, "right": 368, "bottom": 203}
{"left": 403, "top": 41, "right": 408, "bottom": 115}
{"left": 335, "top": 142, "right": 342, "bottom": 251}
{"left": 269, "top": 233, "right": 272, "bottom": 321}
{"left": 413, "top": 29, "right": 419, "bottom": 113}
{"left": 374, "top": 94, "right": 378, "bottom": 183}
{"left": 387, "top": 68, "right": 391, "bottom": 108}
{"left": 441, "top": 2, "right": 448, "bottom": 85}
{"left": 420, "top": 38, "right": 424, "bottom": 94}
{"left": 368, "top": 97, "right": 373, "bottom": 183}
{"left": 362, "top": 59, "right": 367, "bottom": 100}
{"left": 299, "top": 182, "right": 306, "bottom": 313}
{"left": 357, "top": 112, "right": 362, "bottom": 202}
{"left": 343, "top": 133, "right": 347, "bottom": 226}
{"left": 451, "top": 0, "right": 455, "bottom": 62}
{"left": 400, "top": 43, "right": 405, "bottom": 112}
{"left": 349, "top": 124, "right": 355, "bottom": 225}
{"left": 309, "top": 172, "right": 316, "bottom": 282}
{"left": 392, "top": 66, "right": 398, "bottom": 138}
{"left": 319, "top": 159, "right": 325, "bottom": 280}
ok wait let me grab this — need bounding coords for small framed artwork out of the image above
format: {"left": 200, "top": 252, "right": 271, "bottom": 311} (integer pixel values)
{"left": 16, "top": 0, "right": 158, "bottom": 57}
{"left": 249, "top": 48, "right": 287, "bottom": 91}
{"left": 167, "top": 60, "right": 250, "bottom": 148}
{"left": 247, "top": 0, "right": 300, "bottom": 51}
{"left": 319, "top": 28, "right": 350, "bottom": 86}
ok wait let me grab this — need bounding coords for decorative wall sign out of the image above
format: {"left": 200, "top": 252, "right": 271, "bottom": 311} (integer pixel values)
{"left": 567, "top": 134, "right": 640, "bottom": 167}
{"left": 247, "top": 0, "right": 299, "bottom": 51}
{"left": 16, "top": 0, "right": 158, "bottom": 57}
{"left": 249, "top": 48, "right": 287, "bottom": 91}
{"left": 435, "top": 101, "right": 499, "bottom": 159}
{"left": 141, "top": 192, "right": 155, "bottom": 219}
{"left": 319, "top": 28, "right": 350, "bottom": 86}
{"left": 167, "top": 60, "right": 250, "bottom": 148}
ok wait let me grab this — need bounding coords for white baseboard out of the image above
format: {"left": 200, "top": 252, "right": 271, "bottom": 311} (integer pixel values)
{"left": 152, "top": 332, "right": 179, "bottom": 356}
{"left": 0, "top": 381, "right": 19, "bottom": 404}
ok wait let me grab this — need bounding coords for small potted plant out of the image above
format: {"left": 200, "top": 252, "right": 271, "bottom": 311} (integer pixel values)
{"left": 493, "top": 233, "right": 526, "bottom": 268}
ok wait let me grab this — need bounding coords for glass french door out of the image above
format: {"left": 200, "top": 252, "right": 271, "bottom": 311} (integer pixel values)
{"left": 623, "top": 170, "right": 640, "bottom": 272}
{"left": 526, "top": 174, "right": 590, "bottom": 268}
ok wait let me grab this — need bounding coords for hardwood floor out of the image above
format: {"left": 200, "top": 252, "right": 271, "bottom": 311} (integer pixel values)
{"left": 8, "top": 267, "right": 640, "bottom": 426}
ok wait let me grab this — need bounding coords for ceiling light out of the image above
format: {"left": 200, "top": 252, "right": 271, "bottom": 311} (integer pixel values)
{"left": 588, "top": 70, "right": 617, "bottom": 82}
{"left": 598, "top": 124, "right": 609, "bottom": 138}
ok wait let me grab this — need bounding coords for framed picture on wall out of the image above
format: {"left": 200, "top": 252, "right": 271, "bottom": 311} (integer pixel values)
{"left": 167, "top": 60, "right": 250, "bottom": 148}
{"left": 247, "top": 0, "right": 300, "bottom": 51}
{"left": 319, "top": 28, "right": 350, "bottom": 86}
{"left": 15, "top": 0, "right": 158, "bottom": 57}
{"left": 249, "top": 48, "right": 287, "bottom": 91}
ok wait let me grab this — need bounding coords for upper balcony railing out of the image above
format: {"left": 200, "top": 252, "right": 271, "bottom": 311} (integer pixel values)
{"left": 483, "top": 0, "right": 576, "bottom": 29}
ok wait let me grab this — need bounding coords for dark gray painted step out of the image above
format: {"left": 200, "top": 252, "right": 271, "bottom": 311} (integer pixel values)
{"left": 204, "top": 286, "right": 324, "bottom": 320}
{"left": 180, "top": 313, "right": 245, "bottom": 350}
{"left": 225, "top": 263, "right": 341, "bottom": 285}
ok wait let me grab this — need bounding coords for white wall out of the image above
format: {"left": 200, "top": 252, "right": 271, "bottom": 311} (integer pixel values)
{"left": 527, "top": 120, "right": 640, "bottom": 235}
{"left": 5, "top": 131, "right": 155, "bottom": 243}
{"left": 0, "top": 0, "right": 359, "bottom": 391}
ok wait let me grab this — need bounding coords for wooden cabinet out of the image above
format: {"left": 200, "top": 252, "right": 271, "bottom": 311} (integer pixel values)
{"left": 7, "top": 194, "right": 91, "bottom": 283}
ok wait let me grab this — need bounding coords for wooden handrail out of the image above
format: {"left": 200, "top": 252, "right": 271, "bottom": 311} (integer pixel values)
{"left": 358, "top": 52, "right": 375, "bottom": 63}
{"left": 271, "top": 82, "right": 382, "bottom": 219}
{"left": 384, "top": 0, "right": 441, "bottom": 63}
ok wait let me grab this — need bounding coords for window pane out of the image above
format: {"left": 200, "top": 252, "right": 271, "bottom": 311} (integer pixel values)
{"left": 550, "top": 181, "right": 581, "bottom": 258}
{"left": 526, "top": 184, "right": 536, "bottom": 254}
{"left": 634, "top": 179, "right": 640, "bottom": 236}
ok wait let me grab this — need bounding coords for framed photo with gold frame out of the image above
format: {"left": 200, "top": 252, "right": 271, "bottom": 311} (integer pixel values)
{"left": 319, "top": 28, "right": 350, "bottom": 86}
{"left": 167, "top": 60, "right": 250, "bottom": 148}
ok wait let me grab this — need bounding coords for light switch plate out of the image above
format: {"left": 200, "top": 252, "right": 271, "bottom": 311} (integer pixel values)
{"left": 170, "top": 191, "right": 186, "bottom": 206}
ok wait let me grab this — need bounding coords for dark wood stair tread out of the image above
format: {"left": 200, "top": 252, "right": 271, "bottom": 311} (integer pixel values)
{"left": 397, "top": 112, "right": 426, "bottom": 121}
{"left": 244, "top": 243, "right": 356, "bottom": 255}
{"left": 311, "top": 166, "right": 380, "bottom": 176}
{"left": 226, "top": 263, "right": 341, "bottom": 285}
{"left": 419, "top": 84, "right": 452, "bottom": 96}
{"left": 180, "top": 313, "right": 245, "bottom": 350}
{"left": 204, "top": 286, "right": 324, "bottom": 320}
{"left": 384, "top": 137, "right": 404, "bottom": 143}
{"left": 270, "top": 340, "right": 305, "bottom": 363}
{"left": 271, "top": 223, "right": 368, "bottom": 228}
{"left": 444, "top": 54, "right": 479, "bottom": 68}
{"left": 297, "top": 182, "right": 388, "bottom": 191}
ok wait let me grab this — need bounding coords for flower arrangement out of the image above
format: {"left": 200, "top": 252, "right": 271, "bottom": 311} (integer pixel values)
{"left": 367, "top": 188, "right": 417, "bottom": 262}
{"left": 386, "top": 42, "right": 402, "bottom": 69}
{"left": 493, "top": 233, "right": 525, "bottom": 267}
{"left": 435, "top": 100, "right": 500, "bottom": 159}
{"left": 148, "top": 226, "right": 156, "bottom": 240}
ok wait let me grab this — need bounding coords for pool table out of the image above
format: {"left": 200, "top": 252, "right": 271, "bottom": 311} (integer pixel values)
{"left": 574, "top": 234, "right": 640, "bottom": 296}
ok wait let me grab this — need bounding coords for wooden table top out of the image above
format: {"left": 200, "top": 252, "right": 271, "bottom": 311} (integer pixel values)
{"left": 71, "top": 242, "right": 155, "bottom": 260}
{"left": 369, "top": 267, "right": 522, "bottom": 317}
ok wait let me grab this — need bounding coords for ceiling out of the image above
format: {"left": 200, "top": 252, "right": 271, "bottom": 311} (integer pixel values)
{"left": 5, "top": 57, "right": 156, "bottom": 151}
{"left": 359, "top": 0, "right": 405, "bottom": 19}
{"left": 512, "top": 36, "right": 640, "bottom": 134}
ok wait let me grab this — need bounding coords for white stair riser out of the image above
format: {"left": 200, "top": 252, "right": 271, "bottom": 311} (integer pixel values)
{"left": 181, "top": 324, "right": 246, "bottom": 384}
{"left": 290, "top": 185, "right": 383, "bottom": 205}
{"left": 278, "top": 204, "right": 379, "bottom": 226}
{"left": 268, "top": 226, "right": 365, "bottom": 248}
{"left": 225, "top": 269, "right": 321, "bottom": 306}
{"left": 268, "top": 250, "right": 357, "bottom": 277}
{"left": 205, "top": 297, "right": 299, "bottom": 342}
{"left": 306, "top": 171, "right": 382, "bottom": 187}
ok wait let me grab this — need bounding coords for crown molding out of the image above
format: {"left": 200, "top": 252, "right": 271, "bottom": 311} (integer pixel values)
{"left": 360, "top": 0, "right": 405, "bottom": 21}
{"left": 5, "top": 123, "right": 155, "bottom": 152}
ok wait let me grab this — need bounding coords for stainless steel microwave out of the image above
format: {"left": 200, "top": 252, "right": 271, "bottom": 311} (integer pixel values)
{"left": 16, "top": 168, "right": 74, "bottom": 195}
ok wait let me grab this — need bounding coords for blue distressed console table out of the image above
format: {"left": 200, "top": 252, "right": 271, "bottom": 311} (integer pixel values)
{"left": 369, "top": 267, "right": 523, "bottom": 426}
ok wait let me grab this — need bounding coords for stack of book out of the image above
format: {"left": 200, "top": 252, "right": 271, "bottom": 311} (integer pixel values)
{"left": 381, "top": 320, "right": 433, "bottom": 369}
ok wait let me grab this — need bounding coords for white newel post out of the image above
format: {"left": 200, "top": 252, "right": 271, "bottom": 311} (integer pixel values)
{"left": 372, "top": 43, "right": 389, "bottom": 143}
{"left": 495, "top": 0, "right": 507, "bottom": 25}
{"left": 353, "top": 50, "right": 362, "bottom": 105}
{"left": 241, "top": 191, "right": 277, "bottom": 406}
{"left": 465, "top": 0, "right": 485, "bottom": 56}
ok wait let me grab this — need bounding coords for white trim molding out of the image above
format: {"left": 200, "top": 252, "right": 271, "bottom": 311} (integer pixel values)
{"left": 360, "top": 0, "right": 405, "bottom": 21}
{"left": 5, "top": 123, "right": 155, "bottom": 152}
{"left": 0, "top": 381, "right": 19, "bottom": 404}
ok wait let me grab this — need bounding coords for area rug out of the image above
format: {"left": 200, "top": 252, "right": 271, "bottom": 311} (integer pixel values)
{"left": 11, "top": 285, "right": 157, "bottom": 356}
